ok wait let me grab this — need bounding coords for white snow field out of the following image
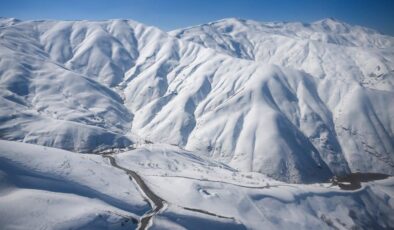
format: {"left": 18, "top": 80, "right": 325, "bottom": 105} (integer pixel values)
{"left": 1, "top": 140, "right": 393, "bottom": 229}
{"left": 0, "top": 17, "right": 393, "bottom": 229}
{"left": 0, "top": 140, "right": 146, "bottom": 229}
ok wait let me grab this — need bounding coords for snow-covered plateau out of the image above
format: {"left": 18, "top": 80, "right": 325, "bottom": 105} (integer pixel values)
{"left": 0, "top": 17, "right": 393, "bottom": 229}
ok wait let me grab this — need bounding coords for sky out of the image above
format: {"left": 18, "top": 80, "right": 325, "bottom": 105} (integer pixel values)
{"left": 1, "top": 0, "right": 394, "bottom": 35}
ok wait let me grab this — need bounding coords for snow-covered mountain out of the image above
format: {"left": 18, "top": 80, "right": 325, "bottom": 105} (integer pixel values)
{"left": 0, "top": 17, "right": 393, "bottom": 229}
{"left": 170, "top": 18, "right": 394, "bottom": 179}
{"left": 1, "top": 18, "right": 393, "bottom": 183}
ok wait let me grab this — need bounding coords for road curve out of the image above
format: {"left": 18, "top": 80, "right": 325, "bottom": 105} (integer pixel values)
{"left": 103, "top": 155, "right": 166, "bottom": 230}
{"left": 101, "top": 154, "right": 244, "bottom": 229}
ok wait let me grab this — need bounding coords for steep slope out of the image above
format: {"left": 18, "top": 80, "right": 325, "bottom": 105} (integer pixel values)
{"left": 0, "top": 23, "right": 133, "bottom": 151}
{"left": 171, "top": 18, "right": 394, "bottom": 176}
{"left": 1, "top": 18, "right": 393, "bottom": 182}
{"left": 170, "top": 18, "right": 393, "bottom": 71}
{"left": 170, "top": 18, "right": 394, "bottom": 91}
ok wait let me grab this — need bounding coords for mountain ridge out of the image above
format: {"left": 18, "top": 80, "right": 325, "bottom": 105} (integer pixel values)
{"left": 0, "top": 17, "right": 393, "bottom": 183}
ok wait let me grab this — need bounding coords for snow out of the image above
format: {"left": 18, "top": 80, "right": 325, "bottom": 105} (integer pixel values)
{"left": 113, "top": 143, "right": 394, "bottom": 229}
{"left": 114, "top": 143, "right": 274, "bottom": 187}
{"left": 0, "top": 140, "right": 148, "bottom": 229}
{"left": 0, "top": 16, "right": 393, "bottom": 228}
{"left": 1, "top": 17, "right": 393, "bottom": 182}
{"left": 1, "top": 18, "right": 393, "bottom": 182}
{"left": 1, "top": 140, "right": 393, "bottom": 229}
{"left": 143, "top": 174, "right": 394, "bottom": 229}
{"left": 0, "top": 188, "right": 137, "bottom": 230}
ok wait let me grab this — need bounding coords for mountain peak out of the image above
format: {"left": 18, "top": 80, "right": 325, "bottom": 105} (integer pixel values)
{"left": 312, "top": 17, "right": 352, "bottom": 33}
{"left": 315, "top": 17, "right": 342, "bottom": 23}
{"left": 215, "top": 17, "right": 247, "bottom": 23}
{"left": 0, "top": 17, "right": 21, "bottom": 26}
{"left": 207, "top": 17, "right": 250, "bottom": 29}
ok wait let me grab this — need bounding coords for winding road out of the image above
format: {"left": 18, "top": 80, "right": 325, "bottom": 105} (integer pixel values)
{"left": 102, "top": 154, "right": 240, "bottom": 229}
{"left": 100, "top": 152, "right": 391, "bottom": 229}
{"left": 103, "top": 155, "right": 166, "bottom": 229}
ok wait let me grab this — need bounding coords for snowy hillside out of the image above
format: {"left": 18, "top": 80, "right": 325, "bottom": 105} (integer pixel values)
{"left": 1, "top": 18, "right": 393, "bottom": 184}
{"left": 170, "top": 18, "right": 394, "bottom": 180}
{"left": 1, "top": 140, "right": 393, "bottom": 229}
{"left": 0, "top": 16, "right": 394, "bottom": 229}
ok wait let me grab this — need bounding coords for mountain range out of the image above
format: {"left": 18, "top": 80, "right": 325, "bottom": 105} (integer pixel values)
{"left": 0, "top": 17, "right": 393, "bottom": 229}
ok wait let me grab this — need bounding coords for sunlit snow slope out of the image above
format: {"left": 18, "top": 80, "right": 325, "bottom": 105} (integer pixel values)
{"left": 1, "top": 140, "right": 394, "bottom": 230}
{"left": 1, "top": 18, "right": 393, "bottom": 183}
{"left": 170, "top": 18, "right": 394, "bottom": 178}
